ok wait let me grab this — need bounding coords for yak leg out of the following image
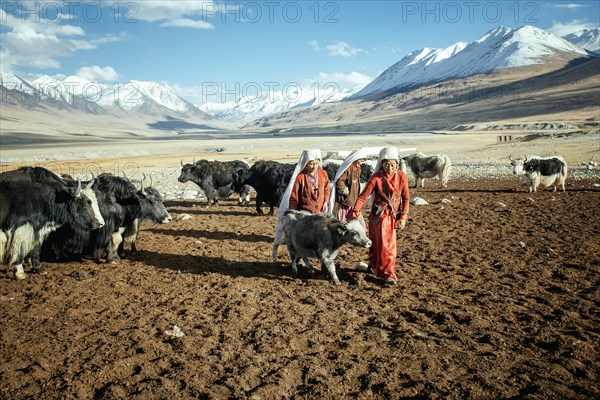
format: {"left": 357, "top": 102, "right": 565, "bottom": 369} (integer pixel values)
{"left": 13, "top": 264, "right": 26, "bottom": 280}
{"left": 110, "top": 231, "right": 124, "bottom": 264}
{"left": 9, "top": 224, "right": 36, "bottom": 280}
{"left": 287, "top": 244, "right": 299, "bottom": 276}
{"left": 321, "top": 255, "right": 340, "bottom": 285}
{"left": 255, "top": 193, "right": 265, "bottom": 215}
{"left": 30, "top": 244, "right": 43, "bottom": 273}
{"left": 302, "top": 257, "right": 315, "bottom": 274}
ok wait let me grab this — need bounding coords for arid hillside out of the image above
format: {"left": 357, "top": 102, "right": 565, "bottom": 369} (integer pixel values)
{"left": 243, "top": 57, "right": 600, "bottom": 134}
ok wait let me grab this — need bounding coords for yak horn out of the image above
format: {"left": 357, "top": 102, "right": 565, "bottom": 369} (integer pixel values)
{"left": 75, "top": 180, "right": 82, "bottom": 198}
{"left": 86, "top": 172, "right": 95, "bottom": 189}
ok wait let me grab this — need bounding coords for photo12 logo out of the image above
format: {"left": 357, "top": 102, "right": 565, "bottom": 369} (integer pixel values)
{"left": 0, "top": 1, "right": 341, "bottom": 24}
{"left": 400, "top": 1, "right": 539, "bottom": 23}
{"left": 201, "top": 81, "right": 342, "bottom": 104}
{"left": 201, "top": 1, "right": 340, "bottom": 24}
{"left": 0, "top": 1, "right": 139, "bottom": 24}
{"left": 1, "top": 78, "right": 147, "bottom": 107}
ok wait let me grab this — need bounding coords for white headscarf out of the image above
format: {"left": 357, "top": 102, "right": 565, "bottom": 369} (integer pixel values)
{"left": 272, "top": 149, "right": 321, "bottom": 261}
{"left": 327, "top": 148, "right": 370, "bottom": 214}
{"left": 375, "top": 146, "right": 399, "bottom": 172}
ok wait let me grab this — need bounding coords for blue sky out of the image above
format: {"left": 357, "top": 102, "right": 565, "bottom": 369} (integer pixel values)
{"left": 1, "top": 1, "right": 599, "bottom": 104}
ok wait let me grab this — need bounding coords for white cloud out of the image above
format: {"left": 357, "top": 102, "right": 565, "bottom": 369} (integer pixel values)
{"left": 0, "top": 6, "right": 122, "bottom": 70}
{"left": 76, "top": 66, "right": 119, "bottom": 82}
{"left": 133, "top": 1, "right": 219, "bottom": 25}
{"left": 308, "top": 40, "right": 321, "bottom": 52}
{"left": 548, "top": 19, "right": 597, "bottom": 36}
{"left": 90, "top": 33, "right": 129, "bottom": 45}
{"left": 551, "top": 3, "right": 589, "bottom": 9}
{"left": 159, "top": 18, "right": 214, "bottom": 29}
{"left": 326, "top": 41, "right": 364, "bottom": 58}
{"left": 307, "top": 72, "right": 373, "bottom": 88}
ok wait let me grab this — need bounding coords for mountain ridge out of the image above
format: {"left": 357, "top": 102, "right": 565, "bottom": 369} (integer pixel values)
{"left": 1, "top": 25, "right": 598, "bottom": 132}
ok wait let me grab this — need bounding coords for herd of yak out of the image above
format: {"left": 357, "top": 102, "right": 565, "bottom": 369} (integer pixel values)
{"left": 0, "top": 152, "right": 567, "bottom": 280}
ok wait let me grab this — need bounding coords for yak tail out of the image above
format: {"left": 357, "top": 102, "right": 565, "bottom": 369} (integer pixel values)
{"left": 561, "top": 159, "right": 568, "bottom": 178}
{"left": 440, "top": 155, "right": 452, "bottom": 187}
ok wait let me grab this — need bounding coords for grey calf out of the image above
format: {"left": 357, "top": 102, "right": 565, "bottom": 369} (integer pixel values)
{"left": 282, "top": 210, "right": 372, "bottom": 285}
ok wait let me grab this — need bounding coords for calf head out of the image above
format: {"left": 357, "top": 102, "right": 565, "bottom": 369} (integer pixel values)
{"left": 340, "top": 219, "right": 372, "bottom": 248}
{"left": 509, "top": 155, "right": 526, "bottom": 175}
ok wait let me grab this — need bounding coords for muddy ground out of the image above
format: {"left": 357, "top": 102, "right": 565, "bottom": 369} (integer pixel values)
{"left": 1, "top": 178, "right": 599, "bottom": 399}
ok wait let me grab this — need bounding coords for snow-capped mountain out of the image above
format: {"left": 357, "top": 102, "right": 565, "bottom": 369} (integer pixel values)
{"left": 110, "top": 80, "right": 200, "bottom": 115}
{"left": 2, "top": 73, "right": 211, "bottom": 118}
{"left": 27, "top": 75, "right": 106, "bottom": 114}
{"left": 200, "top": 85, "right": 361, "bottom": 124}
{"left": 353, "top": 25, "right": 590, "bottom": 98}
{"left": 563, "top": 28, "right": 600, "bottom": 53}
{"left": 1, "top": 71, "right": 37, "bottom": 95}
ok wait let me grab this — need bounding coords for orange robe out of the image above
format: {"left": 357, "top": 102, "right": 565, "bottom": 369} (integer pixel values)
{"left": 289, "top": 168, "right": 330, "bottom": 214}
{"left": 352, "top": 170, "right": 409, "bottom": 281}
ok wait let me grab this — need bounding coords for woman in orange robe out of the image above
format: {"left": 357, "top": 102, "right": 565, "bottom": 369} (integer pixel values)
{"left": 288, "top": 158, "right": 330, "bottom": 214}
{"left": 273, "top": 149, "right": 330, "bottom": 260}
{"left": 350, "top": 146, "right": 409, "bottom": 285}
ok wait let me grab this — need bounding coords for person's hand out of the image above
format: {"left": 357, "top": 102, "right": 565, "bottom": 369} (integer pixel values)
{"left": 395, "top": 219, "right": 406, "bottom": 230}
{"left": 349, "top": 209, "right": 360, "bottom": 219}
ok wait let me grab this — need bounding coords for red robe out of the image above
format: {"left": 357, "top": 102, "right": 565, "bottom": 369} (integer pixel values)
{"left": 352, "top": 170, "right": 410, "bottom": 281}
{"left": 289, "top": 168, "right": 330, "bottom": 214}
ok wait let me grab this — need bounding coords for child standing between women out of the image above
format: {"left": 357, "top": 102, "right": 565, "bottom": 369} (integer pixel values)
{"left": 350, "top": 146, "right": 410, "bottom": 285}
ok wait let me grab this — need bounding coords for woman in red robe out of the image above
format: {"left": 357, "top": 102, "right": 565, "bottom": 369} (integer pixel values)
{"left": 350, "top": 146, "right": 410, "bottom": 285}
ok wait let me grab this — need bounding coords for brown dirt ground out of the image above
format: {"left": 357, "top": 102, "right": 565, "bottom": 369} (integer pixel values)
{"left": 1, "top": 178, "right": 599, "bottom": 399}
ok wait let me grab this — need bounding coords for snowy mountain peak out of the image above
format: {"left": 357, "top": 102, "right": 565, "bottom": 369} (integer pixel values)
{"left": 353, "top": 25, "right": 591, "bottom": 98}
{"left": 199, "top": 84, "right": 363, "bottom": 125}
{"left": 476, "top": 25, "right": 513, "bottom": 43}
{"left": 32, "top": 74, "right": 60, "bottom": 86}
{"left": 126, "top": 80, "right": 195, "bottom": 114}
{"left": 563, "top": 28, "right": 600, "bottom": 52}
{"left": 1, "top": 71, "right": 35, "bottom": 93}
